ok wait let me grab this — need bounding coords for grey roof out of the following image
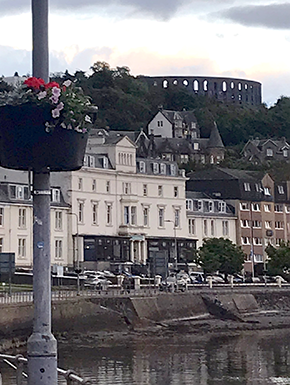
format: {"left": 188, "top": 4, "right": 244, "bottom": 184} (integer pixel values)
{"left": 161, "top": 110, "right": 198, "bottom": 125}
{"left": 186, "top": 191, "right": 210, "bottom": 199}
{"left": 188, "top": 167, "right": 265, "bottom": 182}
{"left": 207, "top": 122, "right": 224, "bottom": 148}
{"left": 154, "top": 137, "right": 210, "bottom": 154}
{"left": 109, "top": 130, "right": 139, "bottom": 142}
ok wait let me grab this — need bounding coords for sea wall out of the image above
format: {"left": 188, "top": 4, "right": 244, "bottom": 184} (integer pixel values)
{"left": 2, "top": 288, "right": 290, "bottom": 345}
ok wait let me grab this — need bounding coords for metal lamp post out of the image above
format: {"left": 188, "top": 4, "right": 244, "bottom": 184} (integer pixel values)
{"left": 165, "top": 220, "right": 178, "bottom": 271}
{"left": 27, "top": 1, "right": 58, "bottom": 384}
{"left": 68, "top": 212, "right": 81, "bottom": 295}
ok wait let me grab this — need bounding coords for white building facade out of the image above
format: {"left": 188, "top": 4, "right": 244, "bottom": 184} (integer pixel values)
{"left": 52, "top": 133, "right": 192, "bottom": 273}
{"left": 186, "top": 192, "right": 237, "bottom": 249}
{"left": 0, "top": 180, "right": 69, "bottom": 268}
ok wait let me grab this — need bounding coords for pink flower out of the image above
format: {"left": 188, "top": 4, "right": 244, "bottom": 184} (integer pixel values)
{"left": 52, "top": 87, "right": 61, "bottom": 98}
{"left": 51, "top": 108, "right": 60, "bottom": 118}
{"left": 37, "top": 91, "right": 47, "bottom": 100}
{"left": 57, "top": 102, "right": 64, "bottom": 111}
{"left": 50, "top": 95, "right": 59, "bottom": 104}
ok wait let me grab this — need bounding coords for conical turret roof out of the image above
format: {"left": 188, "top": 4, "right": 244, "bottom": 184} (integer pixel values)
{"left": 208, "top": 122, "right": 224, "bottom": 148}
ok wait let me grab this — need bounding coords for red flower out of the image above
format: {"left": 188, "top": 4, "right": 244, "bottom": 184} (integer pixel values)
{"left": 45, "top": 81, "right": 60, "bottom": 89}
{"left": 24, "top": 77, "right": 45, "bottom": 90}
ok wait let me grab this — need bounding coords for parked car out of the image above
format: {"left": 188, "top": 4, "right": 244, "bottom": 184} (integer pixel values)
{"left": 84, "top": 276, "right": 112, "bottom": 289}
{"left": 228, "top": 274, "right": 244, "bottom": 283}
{"left": 189, "top": 272, "right": 204, "bottom": 284}
{"left": 176, "top": 271, "right": 191, "bottom": 284}
{"left": 206, "top": 275, "right": 225, "bottom": 283}
{"left": 274, "top": 275, "right": 287, "bottom": 283}
{"left": 159, "top": 274, "right": 187, "bottom": 292}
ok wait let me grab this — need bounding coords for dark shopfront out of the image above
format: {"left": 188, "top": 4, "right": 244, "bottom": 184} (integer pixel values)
{"left": 147, "top": 237, "right": 197, "bottom": 278}
{"left": 83, "top": 235, "right": 197, "bottom": 276}
{"left": 83, "top": 235, "right": 147, "bottom": 275}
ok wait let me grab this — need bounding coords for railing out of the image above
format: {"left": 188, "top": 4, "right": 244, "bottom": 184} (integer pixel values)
{"left": 0, "top": 281, "right": 290, "bottom": 305}
{"left": 0, "top": 354, "right": 92, "bottom": 384}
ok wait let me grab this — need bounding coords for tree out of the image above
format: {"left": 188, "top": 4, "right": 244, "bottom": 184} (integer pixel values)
{"left": 265, "top": 242, "right": 290, "bottom": 276}
{"left": 197, "top": 238, "right": 245, "bottom": 281}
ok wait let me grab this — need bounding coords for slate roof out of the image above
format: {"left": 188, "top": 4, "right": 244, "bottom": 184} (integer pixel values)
{"left": 161, "top": 110, "right": 198, "bottom": 126}
{"left": 188, "top": 168, "right": 264, "bottom": 182}
{"left": 207, "top": 122, "right": 224, "bottom": 148}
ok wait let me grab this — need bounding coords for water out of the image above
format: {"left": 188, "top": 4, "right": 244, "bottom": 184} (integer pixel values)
{"left": 2, "top": 329, "right": 290, "bottom": 384}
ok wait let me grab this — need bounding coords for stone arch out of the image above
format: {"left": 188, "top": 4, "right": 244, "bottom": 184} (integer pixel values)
{"left": 173, "top": 79, "right": 178, "bottom": 86}
{"left": 163, "top": 80, "right": 168, "bottom": 88}
{"left": 183, "top": 79, "right": 189, "bottom": 87}
{"left": 193, "top": 80, "right": 199, "bottom": 92}
{"left": 203, "top": 80, "right": 208, "bottom": 91}
{"left": 222, "top": 81, "right": 227, "bottom": 92}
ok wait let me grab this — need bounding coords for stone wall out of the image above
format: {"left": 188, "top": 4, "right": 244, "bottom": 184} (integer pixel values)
{"left": 139, "top": 75, "right": 262, "bottom": 106}
{"left": 2, "top": 289, "right": 290, "bottom": 343}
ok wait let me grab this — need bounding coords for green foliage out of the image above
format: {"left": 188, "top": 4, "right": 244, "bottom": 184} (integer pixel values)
{"left": 198, "top": 238, "right": 245, "bottom": 278}
{"left": 51, "top": 63, "right": 290, "bottom": 146}
{"left": 266, "top": 242, "right": 290, "bottom": 275}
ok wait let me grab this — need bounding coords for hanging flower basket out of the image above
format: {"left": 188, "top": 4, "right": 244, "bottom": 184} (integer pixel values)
{"left": 0, "top": 77, "right": 92, "bottom": 172}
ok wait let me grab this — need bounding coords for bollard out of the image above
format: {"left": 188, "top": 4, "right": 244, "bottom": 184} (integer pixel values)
{"left": 208, "top": 276, "right": 213, "bottom": 289}
{"left": 117, "top": 275, "right": 124, "bottom": 288}
{"left": 154, "top": 275, "right": 162, "bottom": 287}
{"left": 278, "top": 276, "right": 282, "bottom": 288}
{"left": 230, "top": 275, "right": 234, "bottom": 288}
{"left": 134, "top": 277, "right": 141, "bottom": 290}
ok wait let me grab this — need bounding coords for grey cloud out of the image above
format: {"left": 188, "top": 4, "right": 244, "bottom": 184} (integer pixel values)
{"left": 218, "top": 3, "right": 290, "bottom": 30}
{"left": 0, "top": 0, "right": 233, "bottom": 20}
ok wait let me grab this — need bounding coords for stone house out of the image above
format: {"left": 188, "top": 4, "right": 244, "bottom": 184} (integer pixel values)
{"left": 143, "top": 109, "right": 225, "bottom": 164}
{"left": 242, "top": 138, "right": 290, "bottom": 164}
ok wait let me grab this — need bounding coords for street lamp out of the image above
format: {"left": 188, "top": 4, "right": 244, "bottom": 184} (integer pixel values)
{"left": 165, "top": 219, "right": 178, "bottom": 271}
{"left": 68, "top": 212, "right": 81, "bottom": 295}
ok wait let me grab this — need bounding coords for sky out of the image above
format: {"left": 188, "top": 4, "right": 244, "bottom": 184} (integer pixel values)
{"left": 1, "top": 0, "right": 290, "bottom": 106}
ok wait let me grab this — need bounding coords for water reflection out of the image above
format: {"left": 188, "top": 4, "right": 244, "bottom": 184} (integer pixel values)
{"left": 2, "top": 329, "right": 290, "bottom": 384}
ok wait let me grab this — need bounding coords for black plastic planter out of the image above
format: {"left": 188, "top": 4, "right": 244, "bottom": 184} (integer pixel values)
{"left": 0, "top": 103, "right": 88, "bottom": 172}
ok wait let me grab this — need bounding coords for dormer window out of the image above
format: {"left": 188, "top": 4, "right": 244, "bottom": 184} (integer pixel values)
{"left": 278, "top": 185, "right": 284, "bottom": 194}
{"left": 218, "top": 201, "right": 226, "bottom": 212}
{"left": 264, "top": 187, "right": 271, "bottom": 196}
{"left": 152, "top": 163, "right": 159, "bottom": 174}
{"left": 160, "top": 163, "right": 166, "bottom": 175}
{"left": 186, "top": 199, "right": 193, "bottom": 211}
{"left": 52, "top": 188, "right": 60, "bottom": 203}
{"left": 170, "top": 164, "right": 176, "bottom": 176}
{"left": 139, "top": 161, "right": 146, "bottom": 173}
{"left": 266, "top": 148, "right": 273, "bottom": 157}
{"left": 102, "top": 157, "right": 108, "bottom": 169}
{"left": 244, "top": 183, "right": 251, "bottom": 192}
{"left": 9, "top": 185, "right": 30, "bottom": 200}
{"left": 89, "top": 155, "right": 95, "bottom": 168}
